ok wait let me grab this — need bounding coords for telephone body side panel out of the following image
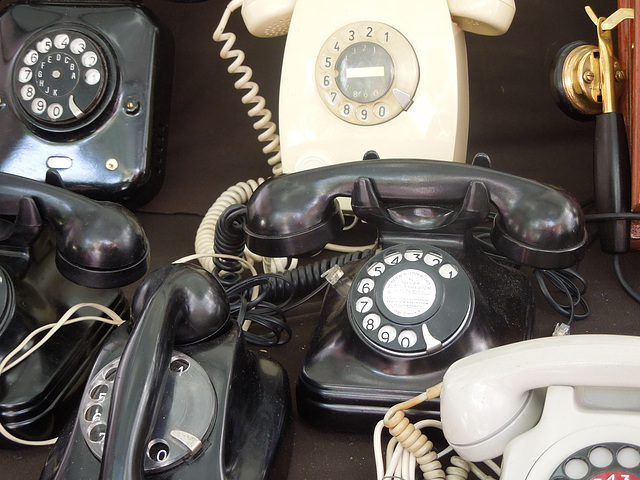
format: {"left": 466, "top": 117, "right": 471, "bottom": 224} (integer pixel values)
{"left": 502, "top": 385, "right": 640, "bottom": 479}
{"left": 278, "top": 0, "right": 470, "bottom": 173}
{"left": 0, "top": 227, "right": 128, "bottom": 444}
{"left": 297, "top": 231, "right": 535, "bottom": 431}
{"left": 0, "top": 1, "right": 174, "bottom": 207}
{"left": 41, "top": 281, "right": 291, "bottom": 480}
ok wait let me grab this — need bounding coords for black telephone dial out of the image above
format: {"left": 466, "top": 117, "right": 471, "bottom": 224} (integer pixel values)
{"left": 0, "top": 0, "right": 174, "bottom": 206}
{"left": 244, "top": 158, "right": 588, "bottom": 429}
{"left": 0, "top": 172, "right": 149, "bottom": 444}
{"left": 41, "top": 263, "right": 291, "bottom": 480}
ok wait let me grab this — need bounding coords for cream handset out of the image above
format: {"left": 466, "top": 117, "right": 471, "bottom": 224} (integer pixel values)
{"left": 441, "top": 334, "right": 640, "bottom": 479}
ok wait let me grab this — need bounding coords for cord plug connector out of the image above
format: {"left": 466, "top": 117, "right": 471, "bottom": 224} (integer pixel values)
{"left": 553, "top": 322, "right": 571, "bottom": 336}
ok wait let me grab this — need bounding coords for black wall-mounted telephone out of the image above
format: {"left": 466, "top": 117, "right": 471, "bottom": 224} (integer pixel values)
{"left": 0, "top": 172, "right": 149, "bottom": 444}
{"left": 244, "top": 159, "right": 588, "bottom": 429}
{"left": 41, "top": 263, "right": 291, "bottom": 480}
{"left": 0, "top": 0, "right": 174, "bottom": 206}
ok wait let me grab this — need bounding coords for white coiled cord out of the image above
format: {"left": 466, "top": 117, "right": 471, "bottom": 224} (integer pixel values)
{"left": 201, "top": 0, "right": 371, "bottom": 277}
{"left": 375, "top": 383, "right": 500, "bottom": 480}
{"left": 195, "top": 178, "right": 262, "bottom": 273}
{"left": 212, "top": 0, "right": 282, "bottom": 176}
{"left": 197, "top": 0, "right": 290, "bottom": 275}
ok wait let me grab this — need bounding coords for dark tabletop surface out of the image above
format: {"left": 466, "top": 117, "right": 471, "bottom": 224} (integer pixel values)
{"left": 2, "top": 0, "right": 639, "bottom": 478}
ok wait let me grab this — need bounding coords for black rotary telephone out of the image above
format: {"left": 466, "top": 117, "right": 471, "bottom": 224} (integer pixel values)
{"left": 0, "top": 172, "right": 149, "bottom": 444}
{"left": 40, "top": 263, "right": 291, "bottom": 480}
{"left": 243, "top": 158, "right": 588, "bottom": 430}
{"left": 0, "top": 0, "right": 174, "bottom": 206}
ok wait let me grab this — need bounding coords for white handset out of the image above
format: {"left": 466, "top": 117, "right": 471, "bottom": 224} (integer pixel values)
{"left": 440, "top": 334, "right": 640, "bottom": 479}
{"left": 240, "top": 0, "right": 295, "bottom": 37}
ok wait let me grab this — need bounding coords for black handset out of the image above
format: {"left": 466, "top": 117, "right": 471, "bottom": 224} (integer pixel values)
{"left": 244, "top": 159, "right": 588, "bottom": 430}
{"left": 0, "top": 0, "right": 174, "bottom": 206}
{"left": 245, "top": 158, "right": 587, "bottom": 269}
{"left": 1, "top": 172, "right": 149, "bottom": 288}
{"left": 41, "top": 263, "right": 291, "bottom": 480}
{"left": 0, "top": 172, "right": 149, "bottom": 444}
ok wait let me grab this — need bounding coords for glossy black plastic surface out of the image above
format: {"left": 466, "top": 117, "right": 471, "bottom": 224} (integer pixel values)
{"left": 296, "top": 233, "right": 534, "bottom": 431}
{"left": 40, "top": 264, "right": 291, "bottom": 480}
{"left": 594, "top": 112, "right": 631, "bottom": 253}
{"left": 0, "top": 172, "right": 149, "bottom": 288}
{"left": 0, "top": 227, "right": 128, "bottom": 444}
{"left": 245, "top": 159, "right": 588, "bottom": 269}
{"left": 0, "top": 1, "right": 174, "bottom": 206}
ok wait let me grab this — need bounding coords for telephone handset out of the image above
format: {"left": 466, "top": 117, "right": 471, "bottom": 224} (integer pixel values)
{"left": 0, "top": 173, "right": 149, "bottom": 444}
{"left": 240, "top": 0, "right": 515, "bottom": 173}
{"left": 1, "top": 172, "right": 149, "bottom": 288}
{"left": 244, "top": 159, "right": 587, "bottom": 429}
{"left": 441, "top": 334, "right": 640, "bottom": 479}
{"left": 41, "top": 263, "right": 291, "bottom": 480}
{"left": 245, "top": 159, "right": 587, "bottom": 268}
{"left": 0, "top": 1, "right": 174, "bottom": 206}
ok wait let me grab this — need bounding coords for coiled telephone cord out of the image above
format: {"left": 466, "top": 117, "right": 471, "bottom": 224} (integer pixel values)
{"left": 376, "top": 384, "right": 499, "bottom": 480}
{"left": 201, "top": 1, "right": 374, "bottom": 278}
{"left": 213, "top": 0, "right": 282, "bottom": 176}
{"left": 199, "top": 0, "right": 289, "bottom": 276}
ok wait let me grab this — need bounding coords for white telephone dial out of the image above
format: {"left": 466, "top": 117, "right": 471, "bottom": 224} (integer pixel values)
{"left": 240, "top": 0, "right": 516, "bottom": 173}
{"left": 440, "top": 334, "right": 640, "bottom": 479}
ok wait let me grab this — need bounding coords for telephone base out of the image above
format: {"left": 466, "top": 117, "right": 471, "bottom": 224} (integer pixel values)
{"left": 0, "top": 2, "right": 174, "bottom": 207}
{"left": 0, "top": 229, "right": 128, "bottom": 445}
{"left": 40, "top": 322, "right": 291, "bottom": 480}
{"left": 297, "top": 235, "right": 534, "bottom": 432}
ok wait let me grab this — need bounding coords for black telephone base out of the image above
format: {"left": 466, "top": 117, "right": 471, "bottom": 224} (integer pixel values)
{"left": 0, "top": 2, "right": 174, "bottom": 207}
{"left": 0, "top": 228, "right": 128, "bottom": 444}
{"left": 41, "top": 321, "right": 291, "bottom": 480}
{"left": 297, "top": 234, "right": 534, "bottom": 432}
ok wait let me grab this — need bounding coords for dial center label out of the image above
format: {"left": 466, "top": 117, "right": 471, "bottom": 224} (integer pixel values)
{"left": 382, "top": 269, "right": 436, "bottom": 318}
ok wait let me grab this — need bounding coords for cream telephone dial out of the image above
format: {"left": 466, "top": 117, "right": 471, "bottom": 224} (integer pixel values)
{"left": 239, "top": 0, "right": 516, "bottom": 173}
{"left": 441, "top": 334, "right": 640, "bottom": 479}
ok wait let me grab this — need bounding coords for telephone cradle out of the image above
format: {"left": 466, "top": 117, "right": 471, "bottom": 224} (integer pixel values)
{"left": 243, "top": 158, "right": 588, "bottom": 431}
{"left": 40, "top": 263, "right": 291, "bottom": 480}
{"left": 0, "top": 172, "right": 150, "bottom": 445}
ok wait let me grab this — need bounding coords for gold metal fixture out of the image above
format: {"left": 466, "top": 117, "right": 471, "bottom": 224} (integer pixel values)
{"left": 551, "top": 6, "right": 634, "bottom": 119}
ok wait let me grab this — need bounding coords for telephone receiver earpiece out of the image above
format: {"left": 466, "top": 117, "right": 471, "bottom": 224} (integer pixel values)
{"left": 131, "top": 263, "right": 231, "bottom": 345}
{"left": 245, "top": 159, "right": 588, "bottom": 269}
{"left": 99, "top": 263, "right": 230, "bottom": 480}
{"left": 0, "top": 173, "right": 149, "bottom": 288}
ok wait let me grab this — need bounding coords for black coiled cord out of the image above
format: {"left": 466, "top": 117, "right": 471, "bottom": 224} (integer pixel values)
{"left": 226, "top": 249, "right": 372, "bottom": 345}
{"left": 213, "top": 203, "right": 372, "bottom": 345}
{"left": 213, "top": 204, "right": 247, "bottom": 286}
{"left": 262, "top": 249, "right": 373, "bottom": 302}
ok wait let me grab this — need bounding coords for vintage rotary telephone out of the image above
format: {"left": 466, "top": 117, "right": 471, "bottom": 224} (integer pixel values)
{"left": 220, "top": 0, "right": 516, "bottom": 174}
{"left": 40, "top": 263, "right": 291, "bottom": 480}
{"left": 0, "top": 0, "right": 174, "bottom": 206}
{"left": 441, "top": 334, "right": 640, "bottom": 479}
{"left": 243, "top": 159, "right": 588, "bottom": 429}
{"left": 0, "top": 172, "right": 149, "bottom": 444}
